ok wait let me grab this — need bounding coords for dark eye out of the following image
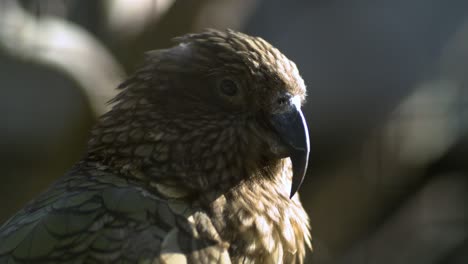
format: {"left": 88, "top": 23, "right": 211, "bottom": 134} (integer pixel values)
{"left": 219, "top": 79, "right": 238, "bottom": 96}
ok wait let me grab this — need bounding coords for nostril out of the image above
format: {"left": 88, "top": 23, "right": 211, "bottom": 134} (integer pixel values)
{"left": 277, "top": 96, "right": 290, "bottom": 106}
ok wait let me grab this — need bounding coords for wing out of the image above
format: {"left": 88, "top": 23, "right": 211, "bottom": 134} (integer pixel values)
{"left": 0, "top": 164, "right": 231, "bottom": 263}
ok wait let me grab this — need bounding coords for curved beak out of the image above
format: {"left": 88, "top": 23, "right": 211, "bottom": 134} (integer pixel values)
{"left": 271, "top": 103, "right": 310, "bottom": 198}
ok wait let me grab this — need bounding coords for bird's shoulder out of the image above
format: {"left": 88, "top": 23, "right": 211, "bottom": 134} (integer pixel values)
{"left": 0, "top": 162, "right": 213, "bottom": 263}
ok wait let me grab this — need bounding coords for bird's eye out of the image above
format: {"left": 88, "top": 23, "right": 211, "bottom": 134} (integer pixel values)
{"left": 219, "top": 79, "right": 238, "bottom": 96}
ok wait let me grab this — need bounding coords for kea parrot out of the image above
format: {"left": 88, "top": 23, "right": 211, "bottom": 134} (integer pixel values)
{"left": 0, "top": 29, "right": 311, "bottom": 264}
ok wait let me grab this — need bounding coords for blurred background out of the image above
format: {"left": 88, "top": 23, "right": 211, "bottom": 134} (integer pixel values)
{"left": 1, "top": 0, "right": 467, "bottom": 263}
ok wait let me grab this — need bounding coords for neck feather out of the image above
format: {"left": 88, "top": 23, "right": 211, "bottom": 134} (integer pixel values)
{"left": 85, "top": 107, "right": 273, "bottom": 194}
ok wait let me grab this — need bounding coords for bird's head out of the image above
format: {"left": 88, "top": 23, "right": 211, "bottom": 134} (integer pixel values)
{"left": 88, "top": 29, "right": 309, "bottom": 198}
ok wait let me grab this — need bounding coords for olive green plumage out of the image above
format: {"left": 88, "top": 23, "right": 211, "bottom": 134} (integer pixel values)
{"left": 0, "top": 29, "right": 311, "bottom": 263}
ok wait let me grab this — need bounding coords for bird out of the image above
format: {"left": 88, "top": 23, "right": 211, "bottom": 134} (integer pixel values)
{"left": 0, "top": 29, "right": 311, "bottom": 264}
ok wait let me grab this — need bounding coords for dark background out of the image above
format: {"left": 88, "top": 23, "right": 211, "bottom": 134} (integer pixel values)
{"left": 1, "top": 0, "right": 467, "bottom": 263}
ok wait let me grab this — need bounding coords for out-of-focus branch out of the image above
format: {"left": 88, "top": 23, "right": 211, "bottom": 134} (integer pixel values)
{"left": 104, "top": 0, "right": 176, "bottom": 39}
{"left": 337, "top": 173, "right": 468, "bottom": 264}
{"left": 0, "top": 0, "right": 124, "bottom": 115}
